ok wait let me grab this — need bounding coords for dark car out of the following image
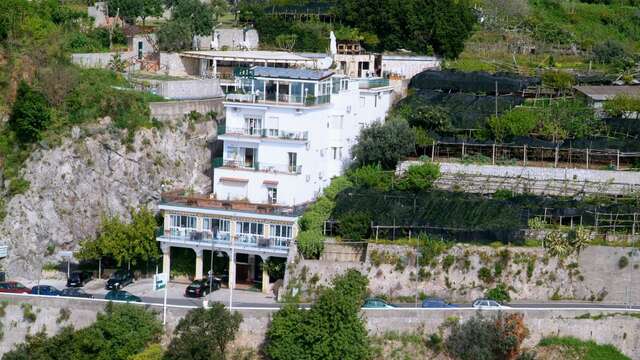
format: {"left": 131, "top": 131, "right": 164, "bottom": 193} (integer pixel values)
{"left": 184, "top": 278, "right": 221, "bottom": 298}
{"left": 66, "top": 271, "right": 92, "bottom": 287}
{"left": 421, "top": 298, "right": 458, "bottom": 308}
{"left": 105, "top": 290, "right": 141, "bottom": 302}
{"left": 105, "top": 270, "right": 134, "bottom": 290}
{"left": 0, "top": 281, "right": 31, "bottom": 294}
{"left": 60, "top": 288, "right": 94, "bottom": 298}
{"left": 30, "top": 285, "right": 61, "bottom": 296}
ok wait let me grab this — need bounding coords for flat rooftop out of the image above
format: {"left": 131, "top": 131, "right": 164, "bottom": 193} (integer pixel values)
{"left": 180, "top": 50, "right": 317, "bottom": 62}
{"left": 574, "top": 85, "right": 640, "bottom": 101}
{"left": 160, "top": 190, "right": 307, "bottom": 218}
{"left": 252, "top": 66, "right": 334, "bottom": 81}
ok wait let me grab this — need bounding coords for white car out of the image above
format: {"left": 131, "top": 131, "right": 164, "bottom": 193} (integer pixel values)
{"left": 472, "top": 299, "right": 511, "bottom": 309}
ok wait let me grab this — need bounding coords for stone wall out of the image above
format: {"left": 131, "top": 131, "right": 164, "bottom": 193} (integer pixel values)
{"left": 286, "top": 244, "right": 640, "bottom": 304}
{"left": 149, "top": 98, "right": 225, "bottom": 121}
{"left": 0, "top": 295, "right": 637, "bottom": 359}
{"left": 71, "top": 52, "right": 135, "bottom": 69}
{"left": 399, "top": 161, "right": 640, "bottom": 196}
{"left": 156, "top": 79, "right": 224, "bottom": 100}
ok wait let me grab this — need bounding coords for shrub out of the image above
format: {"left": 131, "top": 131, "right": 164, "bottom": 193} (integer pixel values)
{"left": 418, "top": 236, "right": 450, "bottom": 266}
{"left": 538, "top": 336, "right": 629, "bottom": 360}
{"left": 478, "top": 267, "right": 494, "bottom": 284}
{"left": 21, "top": 304, "right": 36, "bottom": 323}
{"left": 8, "top": 178, "right": 30, "bottom": 196}
{"left": 165, "top": 303, "right": 242, "bottom": 360}
{"left": 618, "top": 256, "right": 629, "bottom": 269}
{"left": 338, "top": 211, "right": 372, "bottom": 241}
{"left": 406, "top": 105, "right": 452, "bottom": 131}
{"left": 8, "top": 81, "right": 51, "bottom": 143}
{"left": 442, "top": 254, "right": 455, "bottom": 272}
{"left": 487, "top": 107, "right": 537, "bottom": 142}
{"left": 129, "top": 344, "right": 164, "bottom": 360}
{"left": 347, "top": 164, "right": 392, "bottom": 191}
{"left": 57, "top": 308, "right": 71, "bottom": 324}
{"left": 396, "top": 162, "right": 441, "bottom": 192}
{"left": 297, "top": 231, "right": 324, "bottom": 259}
{"left": 486, "top": 283, "right": 511, "bottom": 303}
{"left": 445, "top": 313, "right": 529, "bottom": 360}
{"left": 157, "top": 19, "right": 192, "bottom": 52}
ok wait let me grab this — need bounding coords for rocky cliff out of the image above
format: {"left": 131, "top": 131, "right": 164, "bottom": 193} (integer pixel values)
{"left": 0, "top": 117, "right": 216, "bottom": 278}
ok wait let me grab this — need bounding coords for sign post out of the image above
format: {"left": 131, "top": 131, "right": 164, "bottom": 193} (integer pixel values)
{"left": 153, "top": 273, "right": 169, "bottom": 325}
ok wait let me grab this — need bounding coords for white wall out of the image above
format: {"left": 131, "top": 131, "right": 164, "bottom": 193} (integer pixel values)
{"left": 214, "top": 78, "right": 393, "bottom": 206}
{"left": 381, "top": 55, "right": 441, "bottom": 79}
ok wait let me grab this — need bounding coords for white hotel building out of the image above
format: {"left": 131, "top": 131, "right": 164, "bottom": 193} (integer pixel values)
{"left": 156, "top": 66, "right": 392, "bottom": 293}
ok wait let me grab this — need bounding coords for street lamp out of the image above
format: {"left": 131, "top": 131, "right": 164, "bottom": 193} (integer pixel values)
{"left": 209, "top": 224, "right": 218, "bottom": 295}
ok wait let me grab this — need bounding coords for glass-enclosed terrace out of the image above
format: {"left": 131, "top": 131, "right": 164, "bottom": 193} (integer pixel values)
{"left": 225, "top": 66, "right": 349, "bottom": 106}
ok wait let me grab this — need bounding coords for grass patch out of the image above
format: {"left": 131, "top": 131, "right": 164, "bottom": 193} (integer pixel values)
{"left": 538, "top": 336, "right": 630, "bottom": 360}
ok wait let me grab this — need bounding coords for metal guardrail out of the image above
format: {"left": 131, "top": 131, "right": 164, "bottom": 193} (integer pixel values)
{"left": 225, "top": 93, "right": 330, "bottom": 106}
{"left": 213, "top": 158, "right": 302, "bottom": 174}
{"left": 358, "top": 78, "right": 390, "bottom": 89}
{"left": 156, "top": 229, "right": 291, "bottom": 250}
{"left": 218, "top": 126, "right": 308, "bottom": 141}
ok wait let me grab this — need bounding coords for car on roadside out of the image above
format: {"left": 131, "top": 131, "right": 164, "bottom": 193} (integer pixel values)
{"left": 362, "top": 298, "right": 396, "bottom": 309}
{"left": 30, "top": 285, "right": 61, "bottom": 296}
{"left": 0, "top": 281, "right": 31, "bottom": 294}
{"left": 60, "top": 288, "right": 94, "bottom": 299}
{"left": 472, "top": 299, "right": 511, "bottom": 309}
{"left": 66, "top": 271, "right": 92, "bottom": 287}
{"left": 184, "top": 278, "right": 221, "bottom": 298}
{"left": 421, "top": 298, "right": 458, "bottom": 308}
{"left": 105, "top": 290, "right": 141, "bottom": 302}
{"left": 105, "top": 270, "right": 134, "bottom": 290}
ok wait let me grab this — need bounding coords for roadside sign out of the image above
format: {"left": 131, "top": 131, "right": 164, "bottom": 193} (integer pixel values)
{"left": 234, "top": 67, "right": 255, "bottom": 79}
{"left": 153, "top": 273, "right": 168, "bottom": 291}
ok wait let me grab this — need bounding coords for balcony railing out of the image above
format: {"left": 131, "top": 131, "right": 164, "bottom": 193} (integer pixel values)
{"left": 156, "top": 228, "right": 290, "bottom": 250}
{"left": 213, "top": 157, "right": 302, "bottom": 174}
{"left": 358, "top": 78, "right": 390, "bottom": 89}
{"left": 218, "top": 126, "right": 308, "bottom": 141}
{"left": 225, "top": 92, "right": 330, "bottom": 106}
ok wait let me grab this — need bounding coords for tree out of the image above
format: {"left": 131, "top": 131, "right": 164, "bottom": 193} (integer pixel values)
{"left": 604, "top": 94, "right": 640, "bottom": 119}
{"left": 172, "top": 0, "right": 216, "bottom": 36}
{"left": 265, "top": 270, "right": 371, "bottom": 360}
{"left": 337, "top": 211, "right": 371, "bottom": 241}
{"left": 157, "top": 19, "right": 192, "bottom": 51}
{"left": 165, "top": 303, "right": 242, "bottom": 360}
{"left": 275, "top": 34, "right": 297, "bottom": 51}
{"left": 108, "top": 0, "right": 163, "bottom": 26}
{"left": 407, "top": 105, "right": 452, "bottom": 132}
{"left": 352, "top": 119, "right": 416, "bottom": 170}
{"left": 8, "top": 81, "right": 51, "bottom": 143}
{"left": 3, "top": 304, "right": 162, "bottom": 360}
{"left": 75, "top": 208, "right": 159, "bottom": 269}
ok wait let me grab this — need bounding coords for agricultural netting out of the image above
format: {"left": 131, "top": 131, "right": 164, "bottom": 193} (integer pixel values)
{"left": 400, "top": 89, "right": 523, "bottom": 129}
{"left": 410, "top": 70, "right": 540, "bottom": 94}
{"left": 331, "top": 189, "right": 639, "bottom": 244}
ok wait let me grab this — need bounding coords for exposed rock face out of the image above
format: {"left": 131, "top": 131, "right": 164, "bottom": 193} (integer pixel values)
{"left": 0, "top": 118, "right": 215, "bottom": 278}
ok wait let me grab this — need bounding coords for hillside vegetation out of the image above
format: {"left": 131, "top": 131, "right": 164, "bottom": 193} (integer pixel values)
{"left": 449, "top": 0, "right": 640, "bottom": 75}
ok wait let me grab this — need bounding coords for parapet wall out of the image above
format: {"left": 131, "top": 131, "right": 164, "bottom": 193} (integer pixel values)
{"left": 0, "top": 295, "right": 637, "bottom": 359}
{"left": 149, "top": 98, "right": 225, "bottom": 121}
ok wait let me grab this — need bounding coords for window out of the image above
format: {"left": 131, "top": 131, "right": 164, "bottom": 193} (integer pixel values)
{"left": 236, "top": 221, "right": 264, "bottom": 235}
{"left": 288, "top": 152, "right": 297, "bottom": 173}
{"left": 203, "top": 218, "right": 230, "bottom": 233}
{"left": 169, "top": 215, "right": 196, "bottom": 229}
{"left": 360, "top": 96, "right": 365, "bottom": 107}
{"left": 374, "top": 95, "right": 378, "bottom": 107}
{"left": 267, "top": 187, "right": 278, "bottom": 204}
{"left": 270, "top": 225, "right": 292, "bottom": 238}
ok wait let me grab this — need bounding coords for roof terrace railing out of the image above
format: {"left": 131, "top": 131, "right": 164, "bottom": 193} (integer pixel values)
{"left": 217, "top": 126, "right": 308, "bottom": 141}
{"left": 358, "top": 78, "right": 390, "bottom": 89}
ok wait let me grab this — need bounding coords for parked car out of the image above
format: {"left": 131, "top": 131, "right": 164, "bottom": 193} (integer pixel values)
{"left": 472, "top": 299, "right": 511, "bottom": 309}
{"left": 184, "top": 278, "right": 221, "bottom": 298}
{"left": 60, "top": 288, "right": 94, "bottom": 299}
{"left": 105, "top": 290, "right": 141, "bottom": 302}
{"left": 30, "top": 285, "right": 61, "bottom": 296}
{"left": 362, "top": 298, "right": 396, "bottom": 309}
{"left": 105, "top": 270, "right": 134, "bottom": 290}
{"left": 421, "top": 298, "right": 458, "bottom": 308}
{"left": 0, "top": 281, "right": 31, "bottom": 294}
{"left": 66, "top": 271, "right": 92, "bottom": 287}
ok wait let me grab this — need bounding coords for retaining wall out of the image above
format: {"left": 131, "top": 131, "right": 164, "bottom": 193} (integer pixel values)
{"left": 149, "top": 98, "right": 225, "bottom": 121}
{"left": 0, "top": 295, "right": 637, "bottom": 359}
{"left": 71, "top": 52, "right": 135, "bottom": 69}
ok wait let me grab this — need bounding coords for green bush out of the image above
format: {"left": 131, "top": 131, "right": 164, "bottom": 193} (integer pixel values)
{"left": 485, "top": 283, "right": 511, "bottom": 302}
{"left": 297, "top": 231, "right": 324, "bottom": 259}
{"left": 9, "top": 81, "right": 51, "bottom": 143}
{"left": 347, "top": 164, "right": 392, "bottom": 191}
{"left": 418, "top": 236, "right": 450, "bottom": 266}
{"left": 538, "top": 336, "right": 630, "bottom": 360}
{"left": 396, "top": 162, "right": 440, "bottom": 192}
{"left": 8, "top": 178, "right": 30, "bottom": 196}
{"left": 442, "top": 254, "right": 455, "bottom": 271}
{"left": 352, "top": 119, "right": 416, "bottom": 170}
{"left": 21, "top": 304, "right": 36, "bottom": 323}
{"left": 338, "top": 211, "right": 372, "bottom": 241}
{"left": 487, "top": 107, "right": 538, "bottom": 142}
{"left": 478, "top": 267, "right": 494, "bottom": 284}
{"left": 406, "top": 105, "right": 452, "bottom": 131}
{"left": 618, "top": 256, "right": 629, "bottom": 269}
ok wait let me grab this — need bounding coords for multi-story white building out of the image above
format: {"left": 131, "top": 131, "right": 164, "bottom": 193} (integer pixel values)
{"left": 156, "top": 66, "right": 392, "bottom": 294}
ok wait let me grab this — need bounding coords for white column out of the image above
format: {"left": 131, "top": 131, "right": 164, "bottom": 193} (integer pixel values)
{"left": 161, "top": 245, "right": 171, "bottom": 276}
{"left": 261, "top": 256, "right": 270, "bottom": 294}
{"left": 195, "top": 249, "right": 203, "bottom": 280}
{"left": 228, "top": 252, "right": 236, "bottom": 290}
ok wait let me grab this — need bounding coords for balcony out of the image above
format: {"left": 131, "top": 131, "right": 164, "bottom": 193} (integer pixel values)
{"left": 213, "top": 157, "right": 302, "bottom": 174}
{"left": 217, "top": 125, "right": 308, "bottom": 141}
{"left": 156, "top": 228, "right": 290, "bottom": 254}
{"left": 225, "top": 92, "right": 330, "bottom": 107}
{"left": 358, "top": 78, "right": 390, "bottom": 89}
